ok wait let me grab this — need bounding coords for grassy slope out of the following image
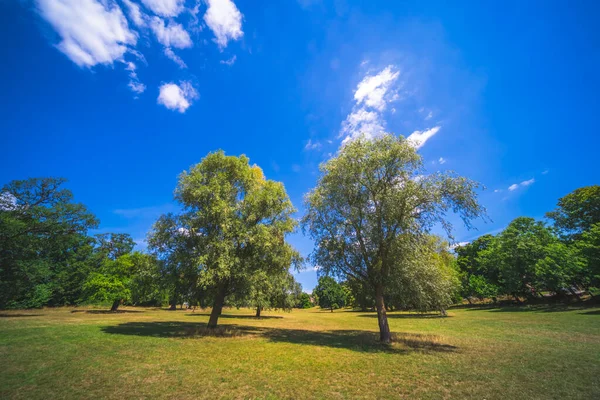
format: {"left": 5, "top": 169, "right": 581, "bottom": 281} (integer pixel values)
{"left": 0, "top": 305, "right": 598, "bottom": 399}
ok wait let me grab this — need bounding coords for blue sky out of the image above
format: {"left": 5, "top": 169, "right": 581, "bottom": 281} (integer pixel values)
{"left": 1, "top": 0, "right": 599, "bottom": 291}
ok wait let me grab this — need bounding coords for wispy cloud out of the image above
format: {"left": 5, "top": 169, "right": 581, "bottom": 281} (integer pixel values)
{"left": 407, "top": 126, "right": 441, "bottom": 149}
{"left": 340, "top": 65, "right": 401, "bottom": 145}
{"left": 164, "top": 47, "right": 187, "bottom": 68}
{"left": 438, "top": 157, "right": 446, "bottom": 165}
{"left": 507, "top": 178, "right": 535, "bottom": 192}
{"left": 149, "top": 16, "right": 192, "bottom": 49}
{"left": 220, "top": 55, "right": 237, "bottom": 66}
{"left": 141, "top": 0, "right": 185, "bottom": 18}
{"left": 304, "top": 139, "right": 321, "bottom": 151}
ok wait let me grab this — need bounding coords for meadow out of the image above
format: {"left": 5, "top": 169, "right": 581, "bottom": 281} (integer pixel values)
{"left": 1, "top": 305, "right": 599, "bottom": 399}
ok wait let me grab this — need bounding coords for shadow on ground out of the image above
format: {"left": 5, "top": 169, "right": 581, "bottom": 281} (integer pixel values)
{"left": 0, "top": 313, "right": 44, "bottom": 318}
{"left": 101, "top": 322, "right": 457, "bottom": 354}
{"left": 358, "top": 313, "right": 450, "bottom": 319}
{"left": 70, "top": 310, "right": 144, "bottom": 314}
{"left": 461, "top": 304, "right": 594, "bottom": 313}
{"left": 185, "top": 313, "right": 283, "bottom": 320}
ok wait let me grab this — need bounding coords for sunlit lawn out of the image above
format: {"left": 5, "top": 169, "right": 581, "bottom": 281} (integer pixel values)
{"left": 1, "top": 304, "right": 599, "bottom": 399}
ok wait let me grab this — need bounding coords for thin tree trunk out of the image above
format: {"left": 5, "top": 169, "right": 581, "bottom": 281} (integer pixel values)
{"left": 255, "top": 306, "right": 261, "bottom": 318}
{"left": 466, "top": 297, "right": 472, "bottom": 305}
{"left": 375, "top": 286, "right": 391, "bottom": 344}
{"left": 111, "top": 299, "right": 120, "bottom": 312}
{"left": 169, "top": 297, "right": 177, "bottom": 310}
{"left": 569, "top": 287, "right": 582, "bottom": 301}
{"left": 513, "top": 294, "right": 522, "bottom": 304}
{"left": 208, "top": 282, "right": 228, "bottom": 328}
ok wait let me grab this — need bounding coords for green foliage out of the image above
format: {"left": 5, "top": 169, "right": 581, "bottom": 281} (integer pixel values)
{"left": 296, "top": 292, "right": 314, "bottom": 308}
{"left": 302, "top": 134, "right": 483, "bottom": 339}
{"left": 0, "top": 178, "right": 98, "bottom": 308}
{"left": 313, "top": 276, "right": 347, "bottom": 311}
{"left": 546, "top": 185, "right": 600, "bottom": 240}
{"left": 149, "top": 151, "right": 299, "bottom": 325}
{"left": 577, "top": 223, "right": 600, "bottom": 289}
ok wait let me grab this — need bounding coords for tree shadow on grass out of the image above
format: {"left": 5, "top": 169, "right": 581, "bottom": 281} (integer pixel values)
{"left": 468, "top": 304, "right": 589, "bottom": 313}
{"left": 70, "top": 310, "right": 144, "bottom": 314}
{"left": 580, "top": 309, "right": 600, "bottom": 315}
{"left": 0, "top": 313, "right": 44, "bottom": 318}
{"left": 101, "top": 322, "right": 457, "bottom": 354}
{"left": 185, "top": 313, "right": 283, "bottom": 320}
{"left": 357, "top": 313, "right": 451, "bottom": 319}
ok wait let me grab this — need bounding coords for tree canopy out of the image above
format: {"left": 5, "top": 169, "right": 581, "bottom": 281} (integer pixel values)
{"left": 302, "top": 134, "right": 484, "bottom": 342}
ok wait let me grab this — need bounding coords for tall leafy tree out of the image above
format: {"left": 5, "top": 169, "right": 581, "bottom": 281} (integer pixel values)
{"left": 546, "top": 185, "right": 600, "bottom": 240}
{"left": 577, "top": 223, "right": 600, "bottom": 292}
{"left": 313, "top": 276, "right": 347, "bottom": 312}
{"left": 150, "top": 151, "right": 298, "bottom": 327}
{"left": 480, "top": 217, "right": 556, "bottom": 300}
{"left": 455, "top": 235, "right": 500, "bottom": 302}
{"left": 302, "top": 135, "right": 484, "bottom": 343}
{"left": 0, "top": 178, "right": 98, "bottom": 308}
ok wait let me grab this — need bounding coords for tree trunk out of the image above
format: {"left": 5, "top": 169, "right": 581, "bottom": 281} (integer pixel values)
{"left": 330, "top": 307, "right": 333, "bottom": 312}
{"left": 375, "top": 286, "right": 391, "bottom": 344}
{"left": 111, "top": 299, "right": 120, "bottom": 312}
{"left": 255, "top": 306, "right": 261, "bottom": 318}
{"left": 169, "top": 298, "right": 177, "bottom": 310}
{"left": 569, "top": 287, "right": 582, "bottom": 301}
{"left": 466, "top": 297, "right": 472, "bottom": 305}
{"left": 208, "top": 282, "right": 228, "bottom": 328}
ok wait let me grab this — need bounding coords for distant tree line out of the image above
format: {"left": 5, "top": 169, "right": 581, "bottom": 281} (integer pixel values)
{"left": 454, "top": 186, "right": 600, "bottom": 303}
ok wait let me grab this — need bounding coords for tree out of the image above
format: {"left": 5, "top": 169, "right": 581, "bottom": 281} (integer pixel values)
{"left": 546, "top": 185, "right": 600, "bottom": 240}
{"left": 82, "top": 253, "right": 135, "bottom": 311}
{"left": 302, "top": 134, "right": 483, "bottom": 343}
{"left": 94, "top": 233, "right": 135, "bottom": 260}
{"left": 313, "top": 276, "right": 346, "bottom": 311}
{"left": 534, "top": 242, "right": 584, "bottom": 298}
{"left": 150, "top": 151, "right": 298, "bottom": 327}
{"left": 455, "top": 235, "right": 500, "bottom": 302}
{"left": 577, "top": 223, "right": 600, "bottom": 292}
{"left": 296, "top": 292, "right": 314, "bottom": 308}
{"left": 0, "top": 178, "right": 98, "bottom": 308}
{"left": 235, "top": 270, "right": 302, "bottom": 317}
{"left": 480, "top": 217, "right": 556, "bottom": 301}
{"left": 385, "top": 235, "right": 460, "bottom": 313}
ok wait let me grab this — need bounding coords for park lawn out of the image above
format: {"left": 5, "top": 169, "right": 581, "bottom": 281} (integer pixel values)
{"left": 0, "top": 305, "right": 598, "bottom": 399}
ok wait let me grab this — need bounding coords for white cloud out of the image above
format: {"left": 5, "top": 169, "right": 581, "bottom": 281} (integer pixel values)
{"left": 542, "top": 169, "right": 549, "bottom": 175}
{"left": 507, "top": 178, "right": 535, "bottom": 192}
{"left": 203, "top": 0, "right": 244, "bottom": 49}
{"left": 425, "top": 111, "right": 433, "bottom": 120}
{"left": 354, "top": 66, "right": 400, "bottom": 111}
{"left": 304, "top": 139, "right": 321, "bottom": 150}
{"left": 157, "top": 81, "right": 198, "bottom": 113}
{"left": 123, "top": 0, "right": 147, "bottom": 27}
{"left": 124, "top": 61, "right": 146, "bottom": 94}
{"left": 128, "top": 81, "right": 146, "bottom": 94}
{"left": 521, "top": 178, "right": 535, "bottom": 187}
{"left": 150, "top": 17, "right": 192, "bottom": 48}
{"left": 407, "top": 126, "right": 441, "bottom": 149}
{"left": 36, "top": 0, "right": 137, "bottom": 67}
{"left": 438, "top": 157, "right": 446, "bottom": 164}
{"left": 340, "top": 66, "right": 401, "bottom": 145}
{"left": 494, "top": 189, "right": 502, "bottom": 193}
{"left": 220, "top": 55, "right": 237, "bottom": 66}
{"left": 141, "top": 0, "right": 185, "bottom": 17}
{"left": 164, "top": 47, "right": 187, "bottom": 68}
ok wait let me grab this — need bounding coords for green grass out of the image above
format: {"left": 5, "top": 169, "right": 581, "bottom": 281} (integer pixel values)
{"left": 1, "top": 305, "right": 599, "bottom": 399}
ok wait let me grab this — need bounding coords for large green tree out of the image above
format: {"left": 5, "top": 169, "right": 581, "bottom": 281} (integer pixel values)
{"left": 546, "top": 185, "right": 600, "bottom": 240}
{"left": 150, "top": 151, "right": 298, "bottom": 327}
{"left": 302, "top": 135, "right": 484, "bottom": 343}
{"left": 480, "top": 217, "right": 556, "bottom": 300}
{"left": 313, "top": 276, "right": 347, "bottom": 312}
{"left": 0, "top": 178, "right": 98, "bottom": 308}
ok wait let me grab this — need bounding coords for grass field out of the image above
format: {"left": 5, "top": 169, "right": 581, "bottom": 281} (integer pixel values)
{"left": 1, "top": 305, "right": 599, "bottom": 399}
